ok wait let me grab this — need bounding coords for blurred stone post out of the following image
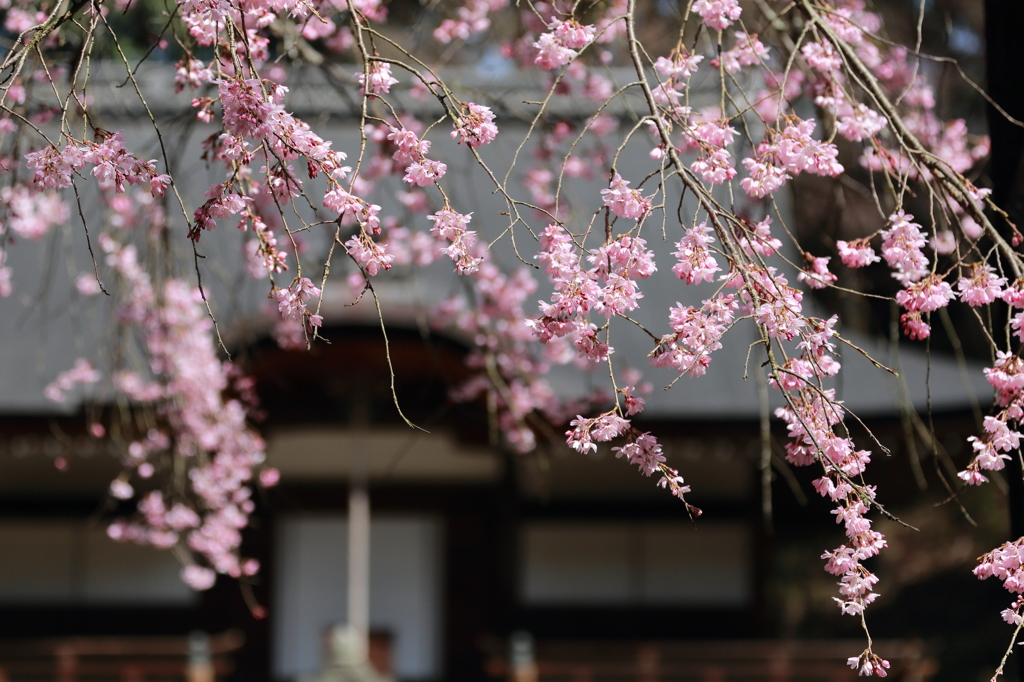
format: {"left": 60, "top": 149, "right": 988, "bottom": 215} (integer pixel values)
{"left": 509, "top": 631, "right": 537, "bottom": 682}
{"left": 187, "top": 631, "right": 213, "bottom": 682}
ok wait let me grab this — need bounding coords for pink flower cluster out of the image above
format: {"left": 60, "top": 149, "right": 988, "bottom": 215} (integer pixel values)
{"left": 428, "top": 208, "right": 483, "bottom": 274}
{"left": 958, "top": 263, "right": 1006, "bottom": 307}
{"left": 451, "top": 103, "right": 498, "bottom": 148}
{"left": 717, "top": 32, "right": 769, "bottom": 74}
{"left": 975, "top": 538, "right": 1024, "bottom": 628}
{"left": 797, "top": 254, "right": 837, "bottom": 290}
{"left": 389, "top": 126, "right": 448, "bottom": 187}
{"left": 837, "top": 104, "right": 887, "bottom": 142}
{"left": 566, "top": 411, "right": 629, "bottom": 454}
{"left": 533, "top": 19, "right": 595, "bottom": 70}
{"left": 528, "top": 227, "right": 656, "bottom": 362}
{"left": 432, "top": 0, "right": 507, "bottom": 43}
{"left": 847, "top": 651, "right": 891, "bottom": 678}
{"left": 958, "top": 352, "right": 1024, "bottom": 486}
{"left": 739, "top": 216, "right": 782, "bottom": 258}
{"left": 25, "top": 132, "right": 170, "bottom": 196}
{"left": 672, "top": 222, "right": 720, "bottom": 284}
{"left": 345, "top": 231, "right": 395, "bottom": 277}
{"left": 1, "top": 185, "right": 68, "bottom": 240}
{"left": 770, "top": 317, "right": 886, "bottom": 644}
{"left": 44, "top": 359, "right": 101, "bottom": 403}
{"left": 276, "top": 277, "right": 324, "bottom": 331}
{"left": 692, "top": 0, "right": 741, "bottom": 30}
{"left": 601, "top": 173, "right": 652, "bottom": 220}
{"left": 836, "top": 239, "right": 880, "bottom": 268}
{"left": 651, "top": 294, "right": 737, "bottom": 377}
{"left": 741, "top": 118, "right": 843, "bottom": 198}
{"left": 802, "top": 40, "right": 842, "bottom": 72}
{"left": 654, "top": 52, "right": 703, "bottom": 81}
{"left": 566, "top": 414, "right": 693, "bottom": 504}
{"left": 356, "top": 61, "right": 398, "bottom": 96}
{"left": 437, "top": 261, "right": 559, "bottom": 454}
{"left": 612, "top": 432, "right": 665, "bottom": 476}
{"left": 85, "top": 229, "right": 271, "bottom": 591}
{"left": 325, "top": 184, "right": 381, "bottom": 234}
{"left": 690, "top": 120, "right": 738, "bottom": 185}
{"left": 214, "top": 77, "right": 351, "bottom": 216}
{"left": 192, "top": 182, "right": 251, "bottom": 239}
{"left": 528, "top": 225, "right": 600, "bottom": 344}
{"left": 879, "top": 210, "right": 926, "bottom": 275}
{"left": 244, "top": 215, "right": 289, "bottom": 278}
{"left": 735, "top": 266, "right": 805, "bottom": 340}
{"left": 894, "top": 274, "right": 955, "bottom": 314}
{"left": 174, "top": 58, "right": 213, "bottom": 93}
{"left": 652, "top": 50, "right": 703, "bottom": 113}
{"left": 219, "top": 78, "right": 283, "bottom": 140}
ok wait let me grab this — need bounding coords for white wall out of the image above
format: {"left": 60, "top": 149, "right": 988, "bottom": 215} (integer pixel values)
{"left": 0, "top": 519, "right": 196, "bottom": 605}
{"left": 272, "top": 513, "right": 444, "bottom": 681}
{"left": 520, "top": 520, "right": 751, "bottom": 606}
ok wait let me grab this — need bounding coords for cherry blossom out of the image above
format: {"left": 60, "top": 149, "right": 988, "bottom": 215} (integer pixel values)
{"left": 717, "top": 32, "right": 769, "bottom": 74}
{"left": 798, "top": 255, "right": 838, "bottom": 290}
{"left": 601, "top": 173, "right": 652, "bottom": 220}
{"left": 895, "top": 274, "right": 955, "bottom": 314}
{"left": 44, "top": 359, "right": 101, "bottom": 403}
{"left": 692, "top": 0, "right": 742, "bottom": 30}
{"left": 671, "top": 223, "right": 720, "bottom": 284}
{"left": 958, "top": 263, "right": 1007, "bottom": 307}
{"left": 451, "top": 103, "right": 498, "bottom": 147}
{"left": 277, "top": 277, "right": 324, "bottom": 329}
{"left": 612, "top": 432, "right": 665, "bottom": 476}
{"left": 356, "top": 61, "right": 398, "bottom": 96}
{"left": 428, "top": 208, "right": 483, "bottom": 274}
{"left": 9, "top": 0, "right": 1019, "bottom": 666}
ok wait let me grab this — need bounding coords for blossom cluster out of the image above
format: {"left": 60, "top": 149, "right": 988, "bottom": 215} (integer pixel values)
{"left": 770, "top": 316, "right": 887, "bottom": 654}
{"left": 9, "top": 0, "right": 1020, "bottom": 669}
{"left": 25, "top": 132, "right": 170, "bottom": 196}
{"left": 45, "top": 209, "right": 274, "bottom": 591}
{"left": 528, "top": 225, "right": 656, "bottom": 362}
{"left": 534, "top": 19, "right": 595, "bottom": 70}
{"left": 650, "top": 295, "right": 736, "bottom": 377}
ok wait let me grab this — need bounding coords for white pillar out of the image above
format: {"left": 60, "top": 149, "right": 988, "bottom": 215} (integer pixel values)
{"left": 348, "top": 474, "right": 370, "bottom": 653}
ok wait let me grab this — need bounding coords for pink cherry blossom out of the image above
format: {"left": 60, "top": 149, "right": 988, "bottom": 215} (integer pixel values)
{"left": 740, "top": 217, "right": 782, "bottom": 257}
{"left": 798, "top": 255, "right": 838, "bottom": 290}
{"left": 672, "top": 223, "right": 720, "bottom": 284}
{"left": 44, "top": 358, "right": 101, "bottom": 403}
{"left": 451, "top": 103, "right": 498, "bottom": 147}
{"left": 900, "top": 312, "right": 930, "bottom": 340}
{"left": 717, "top": 32, "right": 769, "bottom": 73}
{"left": 837, "top": 104, "right": 887, "bottom": 142}
{"left": 403, "top": 158, "right": 448, "bottom": 187}
{"left": 277, "top": 277, "right": 324, "bottom": 328}
{"left": 958, "top": 263, "right": 1006, "bottom": 307}
{"left": 181, "top": 565, "right": 217, "bottom": 591}
{"left": 345, "top": 232, "right": 394, "bottom": 277}
{"left": 533, "top": 32, "right": 578, "bottom": 70}
{"left": 895, "top": 274, "right": 955, "bottom": 313}
{"left": 356, "top": 61, "right": 398, "bottom": 96}
{"left": 428, "top": 208, "right": 483, "bottom": 274}
{"left": 692, "top": 0, "right": 742, "bottom": 30}
{"left": 612, "top": 432, "right": 665, "bottom": 476}
{"left": 930, "top": 231, "right": 956, "bottom": 254}
{"left": 880, "top": 210, "right": 929, "bottom": 284}
{"left": 802, "top": 40, "right": 842, "bottom": 71}
{"left": 654, "top": 51, "right": 703, "bottom": 80}
{"left": 601, "top": 173, "right": 652, "bottom": 220}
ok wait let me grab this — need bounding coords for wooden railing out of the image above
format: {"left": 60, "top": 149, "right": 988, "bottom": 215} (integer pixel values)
{"left": 0, "top": 631, "right": 244, "bottom": 682}
{"left": 486, "top": 639, "right": 936, "bottom": 682}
